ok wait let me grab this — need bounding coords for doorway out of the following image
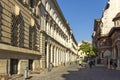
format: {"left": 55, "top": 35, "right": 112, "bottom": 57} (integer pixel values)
{"left": 10, "top": 59, "right": 19, "bottom": 75}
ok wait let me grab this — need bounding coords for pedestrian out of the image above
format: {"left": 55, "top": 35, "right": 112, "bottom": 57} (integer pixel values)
{"left": 113, "top": 62, "right": 117, "bottom": 69}
{"left": 88, "top": 60, "right": 93, "bottom": 68}
{"left": 110, "top": 59, "right": 113, "bottom": 69}
{"left": 79, "top": 59, "right": 83, "bottom": 67}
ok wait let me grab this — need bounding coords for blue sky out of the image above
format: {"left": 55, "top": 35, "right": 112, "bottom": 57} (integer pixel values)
{"left": 57, "top": 0, "right": 107, "bottom": 42}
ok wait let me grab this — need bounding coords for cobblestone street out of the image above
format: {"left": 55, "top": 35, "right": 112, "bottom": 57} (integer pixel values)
{"left": 27, "top": 64, "right": 120, "bottom": 80}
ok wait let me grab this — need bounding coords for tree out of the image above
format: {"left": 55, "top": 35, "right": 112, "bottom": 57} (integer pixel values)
{"left": 78, "top": 41, "right": 96, "bottom": 59}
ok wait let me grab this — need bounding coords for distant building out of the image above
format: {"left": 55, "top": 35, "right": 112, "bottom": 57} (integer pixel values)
{"left": 78, "top": 41, "right": 92, "bottom": 60}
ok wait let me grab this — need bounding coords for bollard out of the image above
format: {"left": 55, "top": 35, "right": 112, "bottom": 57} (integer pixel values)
{"left": 24, "top": 67, "right": 28, "bottom": 79}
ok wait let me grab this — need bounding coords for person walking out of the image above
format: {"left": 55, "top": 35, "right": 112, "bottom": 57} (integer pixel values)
{"left": 79, "top": 59, "right": 83, "bottom": 67}
{"left": 110, "top": 59, "right": 113, "bottom": 69}
{"left": 88, "top": 60, "right": 93, "bottom": 68}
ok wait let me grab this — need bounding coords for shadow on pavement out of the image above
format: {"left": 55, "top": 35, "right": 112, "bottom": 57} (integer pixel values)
{"left": 62, "top": 66, "right": 120, "bottom": 80}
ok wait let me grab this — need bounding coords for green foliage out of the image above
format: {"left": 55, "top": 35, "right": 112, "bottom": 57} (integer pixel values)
{"left": 78, "top": 41, "right": 97, "bottom": 58}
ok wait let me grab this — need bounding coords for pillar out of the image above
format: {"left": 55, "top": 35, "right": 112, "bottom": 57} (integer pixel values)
{"left": 46, "top": 43, "right": 50, "bottom": 68}
{"left": 56, "top": 48, "right": 58, "bottom": 66}
{"left": 50, "top": 45, "right": 53, "bottom": 63}
{"left": 53, "top": 47, "right": 56, "bottom": 66}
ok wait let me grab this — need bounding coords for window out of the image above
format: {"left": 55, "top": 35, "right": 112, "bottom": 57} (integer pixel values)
{"left": 28, "top": 59, "right": 33, "bottom": 70}
{"left": 29, "top": 0, "right": 34, "bottom": 8}
{"left": 10, "top": 59, "right": 19, "bottom": 75}
{"left": 29, "top": 26, "right": 39, "bottom": 51}
{"left": 29, "top": 26, "right": 35, "bottom": 50}
{"left": 11, "top": 13, "right": 24, "bottom": 47}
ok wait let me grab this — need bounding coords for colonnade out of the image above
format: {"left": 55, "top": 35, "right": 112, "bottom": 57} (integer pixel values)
{"left": 45, "top": 41, "right": 72, "bottom": 68}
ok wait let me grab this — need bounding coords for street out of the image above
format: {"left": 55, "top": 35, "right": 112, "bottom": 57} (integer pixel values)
{"left": 27, "top": 63, "right": 120, "bottom": 80}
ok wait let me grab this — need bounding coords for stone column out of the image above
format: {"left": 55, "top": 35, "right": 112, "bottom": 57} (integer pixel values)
{"left": 46, "top": 43, "right": 49, "bottom": 68}
{"left": 50, "top": 45, "right": 53, "bottom": 63}
{"left": 62, "top": 51, "right": 63, "bottom": 62}
{"left": 59, "top": 50, "right": 61, "bottom": 65}
{"left": 53, "top": 47, "right": 56, "bottom": 66}
{"left": 117, "top": 42, "right": 120, "bottom": 70}
{"left": 58, "top": 49, "right": 60, "bottom": 65}
{"left": 64, "top": 51, "right": 66, "bottom": 64}
{"left": 65, "top": 51, "right": 67, "bottom": 64}
{"left": 56, "top": 48, "right": 59, "bottom": 66}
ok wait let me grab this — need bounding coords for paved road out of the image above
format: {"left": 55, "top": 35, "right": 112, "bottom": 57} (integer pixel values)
{"left": 28, "top": 64, "right": 120, "bottom": 80}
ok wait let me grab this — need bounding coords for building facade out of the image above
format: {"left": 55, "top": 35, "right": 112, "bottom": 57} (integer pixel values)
{"left": 39, "top": 0, "right": 78, "bottom": 69}
{"left": 92, "top": 0, "right": 120, "bottom": 69}
{"left": 0, "top": 0, "right": 78, "bottom": 78}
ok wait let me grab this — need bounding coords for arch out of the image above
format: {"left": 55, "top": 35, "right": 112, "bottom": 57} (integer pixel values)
{"left": 103, "top": 50, "right": 111, "bottom": 57}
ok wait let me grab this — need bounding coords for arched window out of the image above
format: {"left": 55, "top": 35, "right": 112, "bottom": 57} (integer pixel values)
{"left": 11, "top": 13, "right": 25, "bottom": 47}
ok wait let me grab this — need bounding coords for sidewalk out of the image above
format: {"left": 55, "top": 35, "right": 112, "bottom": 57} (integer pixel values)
{"left": 28, "top": 63, "right": 79, "bottom": 80}
{"left": 30, "top": 63, "right": 76, "bottom": 76}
